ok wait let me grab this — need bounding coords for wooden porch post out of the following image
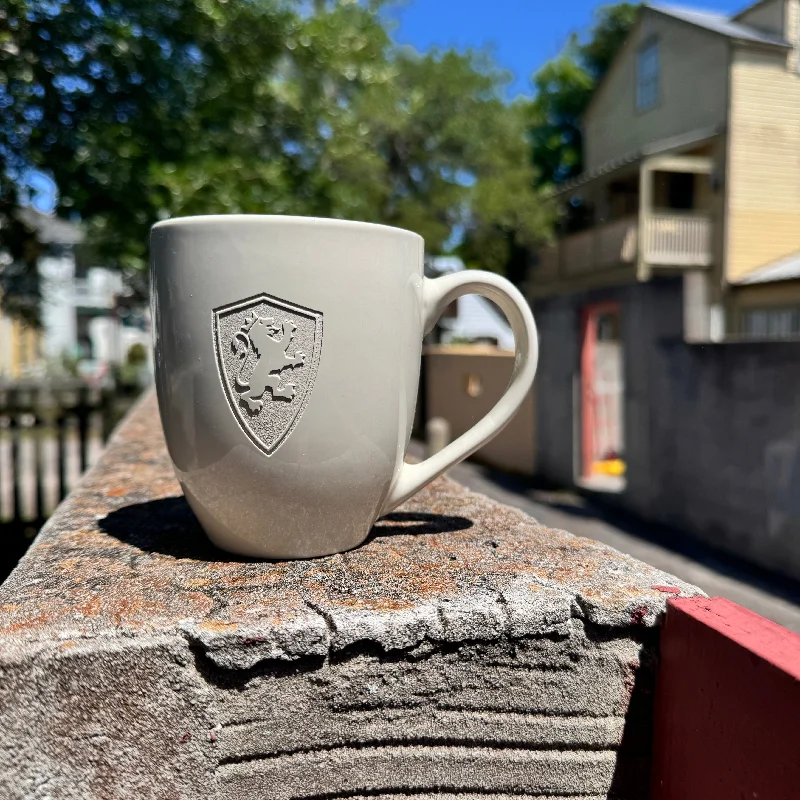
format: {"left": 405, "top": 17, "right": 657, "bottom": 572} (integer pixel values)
{"left": 638, "top": 160, "right": 653, "bottom": 282}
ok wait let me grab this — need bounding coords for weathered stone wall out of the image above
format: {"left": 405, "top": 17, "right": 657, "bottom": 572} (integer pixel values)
{"left": 214, "top": 630, "right": 656, "bottom": 800}
{"left": 0, "top": 395, "right": 701, "bottom": 799}
{"left": 532, "top": 277, "right": 800, "bottom": 581}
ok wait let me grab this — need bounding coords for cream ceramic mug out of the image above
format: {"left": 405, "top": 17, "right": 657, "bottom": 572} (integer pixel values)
{"left": 150, "top": 215, "right": 537, "bottom": 558}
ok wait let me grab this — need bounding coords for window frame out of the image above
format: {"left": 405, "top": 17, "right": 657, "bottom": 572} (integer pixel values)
{"left": 741, "top": 306, "right": 800, "bottom": 340}
{"left": 636, "top": 37, "right": 661, "bottom": 112}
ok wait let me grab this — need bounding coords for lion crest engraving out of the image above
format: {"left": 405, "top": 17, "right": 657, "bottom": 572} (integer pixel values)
{"left": 213, "top": 293, "right": 323, "bottom": 456}
{"left": 233, "top": 313, "right": 305, "bottom": 412}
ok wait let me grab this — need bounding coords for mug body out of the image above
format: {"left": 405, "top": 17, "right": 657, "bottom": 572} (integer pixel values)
{"left": 150, "top": 215, "right": 425, "bottom": 558}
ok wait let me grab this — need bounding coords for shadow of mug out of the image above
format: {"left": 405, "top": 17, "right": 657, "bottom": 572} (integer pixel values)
{"left": 98, "top": 497, "right": 473, "bottom": 563}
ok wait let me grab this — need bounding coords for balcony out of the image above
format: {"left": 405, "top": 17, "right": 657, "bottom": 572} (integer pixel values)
{"left": 536, "top": 212, "right": 712, "bottom": 280}
{"left": 532, "top": 148, "right": 718, "bottom": 292}
{"left": 644, "top": 212, "right": 712, "bottom": 267}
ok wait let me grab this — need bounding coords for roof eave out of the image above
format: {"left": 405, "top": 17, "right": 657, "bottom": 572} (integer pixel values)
{"left": 552, "top": 125, "right": 725, "bottom": 197}
{"left": 647, "top": 5, "right": 791, "bottom": 49}
{"left": 730, "top": 36, "right": 791, "bottom": 50}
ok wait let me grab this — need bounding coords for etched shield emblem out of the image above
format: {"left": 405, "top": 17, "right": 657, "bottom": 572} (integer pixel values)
{"left": 213, "top": 293, "right": 323, "bottom": 456}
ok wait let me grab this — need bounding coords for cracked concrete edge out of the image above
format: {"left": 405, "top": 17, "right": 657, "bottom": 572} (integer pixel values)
{"left": 0, "top": 393, "right": 705, "bottom": 669}
{"left": 0, "top": 634, "right": 218, "bottom": 800}
{"left": 0, "top": 571, "right": 701, "bottom": 672}
{"left": 169, "top": 502, "right": 705, "bottom": 670}
{"left": 0, "top": 621, "right": 650, "bottom": 799}
{"left": 177, "top": 575, "right": 691, "bottom": 670}
{"left": 0, "top": 631, "right": 184, "bottom": 671}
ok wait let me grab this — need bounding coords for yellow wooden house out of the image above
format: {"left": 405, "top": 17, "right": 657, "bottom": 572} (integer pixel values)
{"left": 529, "top": 0, "right": 800, "bottom": 340}
{"left": 0, "top": 312, "right": 42, "bottom": 378}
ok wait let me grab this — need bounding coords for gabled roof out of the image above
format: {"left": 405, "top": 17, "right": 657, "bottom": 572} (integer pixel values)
{"left": 732, "top": 0, "right": 778, "bottom": 21}
{"left": 648, "top": 3, "right": 791, "bottom": 48}
{"left": 425, "top": 256, "right": 465, "bottom": 275}
{"left": 580, "top": 1, "right": 790, "bottom": 161}
{"left": 734, "top": 251, "right": 800, "bottom": 285}
{"left": 439, "top": 293, "right": 515, "bottom": 351}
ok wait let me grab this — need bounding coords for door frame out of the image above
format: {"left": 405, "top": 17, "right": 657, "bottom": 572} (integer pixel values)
{"left": 580, "top": 301, "right": 621, "bottom": 478}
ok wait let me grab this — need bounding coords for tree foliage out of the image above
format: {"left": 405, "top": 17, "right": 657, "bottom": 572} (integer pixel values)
{"left": 322, "top": 46, "right": 550, "bottom": 265}
{"left": 528, "top": 2, "right": 639, "bottom": 187}
{"left": 1, "top": 0, "right": 549, "bottom": 320}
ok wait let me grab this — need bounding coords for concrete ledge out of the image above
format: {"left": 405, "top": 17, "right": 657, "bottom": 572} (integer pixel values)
{"left": 0, "top": 393, "right": 703, "bottom": 799}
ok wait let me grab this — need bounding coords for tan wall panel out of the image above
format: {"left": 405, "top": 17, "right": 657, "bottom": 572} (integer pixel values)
{"left": 0, "top": 314, "right": 14, "bottom": 377}
{"left": 731, "top": 278, "right": 800, "bottom": 308}
{"left": 728, "top": 211, "right": 800, "bottom": 279}
{"left": 425, "top": 348, "right": 535, "bottom": 476}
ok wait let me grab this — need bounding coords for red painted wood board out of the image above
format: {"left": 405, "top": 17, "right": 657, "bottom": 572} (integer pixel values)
{"left": 652, "top": 596, "right": 800, "bottom": 800}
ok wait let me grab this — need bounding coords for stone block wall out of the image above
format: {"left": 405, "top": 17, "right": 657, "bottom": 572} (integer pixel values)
{"left": 532, "top": 276, "right": 800, "bottom": 580}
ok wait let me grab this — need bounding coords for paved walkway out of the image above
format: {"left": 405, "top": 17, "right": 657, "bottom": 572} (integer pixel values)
{"left": 409, "top": 444, "right": 800, "bottom": 632}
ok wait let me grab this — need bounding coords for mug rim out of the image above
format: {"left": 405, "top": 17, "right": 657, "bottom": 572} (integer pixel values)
{"left": 151, "top": 213, "right": 424, "bottom": 243}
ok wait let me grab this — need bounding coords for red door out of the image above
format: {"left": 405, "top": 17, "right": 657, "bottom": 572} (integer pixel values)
{"left": 580, "top": 303, "right": 625, "bottom": 481}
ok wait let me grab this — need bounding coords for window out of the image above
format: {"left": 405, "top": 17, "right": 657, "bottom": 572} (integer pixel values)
{"left": 637, "top": 39, "right": 660, "bottom": 111}
{"left": 667, "top": 172, "right": 695, "bottom": 210}
{"left": 741, "top": 308, "right": 800, "bottom": 339}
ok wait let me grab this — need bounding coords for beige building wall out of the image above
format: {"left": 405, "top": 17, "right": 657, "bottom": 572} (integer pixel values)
{"left": 584, "top": 12, "right": 729, "bottom": 171}
{"left": 425, "top": 346, "right": 535, "bottom": 476}
{"left": 0, "top": 313, "right": 14, "bottom": 377}
{"left": 735, "top": 0, "right": 787, "bottom": 35}
{"left": 726, "top": 46, "right": 800, "bottom": 281}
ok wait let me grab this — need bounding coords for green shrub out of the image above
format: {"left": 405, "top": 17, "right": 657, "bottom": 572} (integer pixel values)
{"left": 126, "top": 343, "right": 147, "bottom": 366}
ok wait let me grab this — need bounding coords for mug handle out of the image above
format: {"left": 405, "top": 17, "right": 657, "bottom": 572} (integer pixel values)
{"left": 380, "top": 270, "right": 539, "bottom": 515}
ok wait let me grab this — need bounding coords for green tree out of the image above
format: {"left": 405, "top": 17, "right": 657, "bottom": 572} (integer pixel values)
{"left": 320, "top": 46, "right": 550, "bottom": 265}
{"left": 1, "top": 0, "right": 302, "bottom": 319}
{"left": 456, "top": 99, "right": 554, "bottom": 282}
{"left": 581, "top": 2, "right": 642, "bottom": 78}
{"left": 529, "top": 2, "right": 639, "bottom": 186}
{"left": 1, "top": 0, "right": 549, "bottom": 319}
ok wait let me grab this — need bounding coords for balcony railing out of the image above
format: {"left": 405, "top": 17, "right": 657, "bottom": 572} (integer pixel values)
{"left": 74, "top": 278, "right": 115, "bottom": 310}
{"left": 535, "top": 212, "right": 712, "bottom": 279}
{"left": 643, "top": 212, "right": 712, "bottom": 267}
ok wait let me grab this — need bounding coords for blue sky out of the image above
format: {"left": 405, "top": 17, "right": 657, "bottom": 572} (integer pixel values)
{"left": 387, "top": 1, "right": 742, "bottom": 97}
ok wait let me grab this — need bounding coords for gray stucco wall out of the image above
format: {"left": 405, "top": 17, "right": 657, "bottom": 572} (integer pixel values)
{"left": 532, "top": 278, "right": 800, "bottom": 581}
{"left": 531, "top": 292, "right": 581, "bottom": 485}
